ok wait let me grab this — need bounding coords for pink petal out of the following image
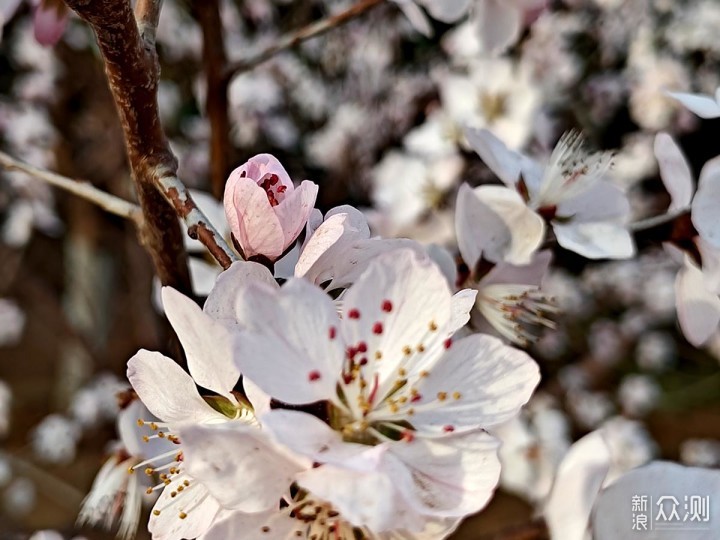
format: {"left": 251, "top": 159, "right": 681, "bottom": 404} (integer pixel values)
{"left": 180, "top": 423, "right": 308, "bottom": 512}
{"left": 235, "top": 153, "right": 294, "bottom": 192}
{"left": 413, "top": 334, "right": 540, "bottom": 430}
{"left": 161, "top": 287, "right": 240, "bottom": 401}
{"left": 692, "top": 156, "right": 720, "bottom": 249}
{"left": 654, "top": 133, "right": 695, "bottom": 212}
{"left": 273, "top": 179, "right": 319, "bottom": 250}
{"left": 127, "top": 350, "right": 225, "bottom": 425}
{"left": 544, "top": 431, "right": 610, "bottom": 540}
{"left": 32, "top": 1, "right": 68, "bottom": 46}
{"left": 223, "top": 176, "right": 285, "bottom": 260}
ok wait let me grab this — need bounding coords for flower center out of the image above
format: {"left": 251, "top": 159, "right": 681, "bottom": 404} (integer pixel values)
{"left": 259, "top": 173, "right": 288, "bottom": 207}
{"left": 480, "top": 92, "right": 508, "bottom": 123}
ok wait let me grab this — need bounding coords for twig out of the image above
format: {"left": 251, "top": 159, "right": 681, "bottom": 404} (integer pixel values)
{"left": 629, "top": 207, "right": 689, "bottom": 233}
{"left": 0, "top": 151, "right": 142, "bottom": 224}
{"left": 135, "top": 0, "right": 164, "bottom": 50}
{"left": 192, "top": 0, "right": 231, "bottom": 199}
{"left": 154, "top": 171, "right": 239, "bottom": 269}
{"left": 223, "top": 0, "right": 385, "bottom": 82}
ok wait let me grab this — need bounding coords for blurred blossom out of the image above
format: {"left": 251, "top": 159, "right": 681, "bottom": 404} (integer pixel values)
{"left": 30, "top": 414, "right": 81, "bottom": 464}
{"left": 567, "top": 390, "right": 615, "bottom": 429}
{"left": 665, "top": 1, "right": 720, "bottom": 56}
{"left": 680, "top": 439, "right": 720, "bottom": 468}
{"left": 306, "top": 104, "right": 366, "bottom": 171}
{"left": 0, "top": 456, "right": 11, "bottom": 488}
{"left": 0, "top": 299, "right": 25, "bottom": 347}
{"left": 533, "top": 328, "right": 569, "bottom": 360}
{"left": 587, "top": 319, "right": 624, "bottom": 365}
{"left": 68, "top": 373, "right": 124, "bottom": 428}
{"left": 600, "top": 416, "right": 657, "bottom": 483}
{"left": 3, "top": 477, "right": 36, "bottom": 515}
{"left": 544, "top": 270, "right": 593, "bottom": 318}
{"left": 617, "top": 374, "right": 661, "bottom": 417}
{"left": 611, "top": 133, "right": 657, "bottom": 188}
{"left": 635, "top": 331, "right": 677, "bottom": 372}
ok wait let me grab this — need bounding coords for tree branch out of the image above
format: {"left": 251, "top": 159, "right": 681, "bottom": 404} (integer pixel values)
{"left": 223, "top": 0, "right": 385, "bottom": 82}
{"left": 193, "top": 0, "right": 231, "bottom": 199}
{"left": 154, "top": 170, "right": 238, "bottom": 269}
{"left": 0, "top": 150, "right": 142, "bottom": 224}
{"left": 135, "top": 0, "right": 163, "bottom": 50}
{"left": 63, "top": 0, "right": 192, "bottom": 294}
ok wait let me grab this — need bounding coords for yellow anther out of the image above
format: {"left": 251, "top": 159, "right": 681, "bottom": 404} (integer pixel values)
{"left": 128, "top": 467, "right": 135, "bottom": 474}
{"left": 403, "top": 346, "right": 412, "bottom": 356}
{"left": 142, "top": 436, "right": 150, "bottom": 443}
{"left": 375, "top": 351, "right": 383, "bottom": 360}
{"left": 144, "top": 467, "right": 154, "bottom": 476}
{"left": 398, "top": 368, "right": 407, "bottom": 377}
{"left": 153, "top": 510, "right": 161, "bottom": 516}
{"left": 429, "top": 321, "right": 438, "bottom": 331}
{"left": 150, "top": 422, "right": 158, "bottom": 430}
{"left": 183, "top": 480, "right": 190, "bottom": 486}
{"left": 179, "top": 512, "right": 188, "bottom": 520}
{"left": 437, "top": 391, "right": 447, "bottom": 401}
{"left": 171, "top": 491, "right": 177, "bottom": 498}
{"left": 146, "top": 488, "right": 153, "bottom": 494}
{"left": 417, "top": 344, "right": 425, "bottom": 353}
{"left": 390, "top": 403, "right": 399, "bottom": 413}
{"left": 420, "top": 370, "right": 429, "bottom": 378}
{"left": 158, "top": 432, "right": 165, "bottom": 438}
{"left": 453, "top": 391, "right": 462, "bottom": 400}
{"left": 177, "top": 485, "right": 184, "bottom": 492}
{"left": 407, "top": 408, "right": 415, "bottom": 416}
{"left": 137, "top": 419, "right": 145, "bottom": 427}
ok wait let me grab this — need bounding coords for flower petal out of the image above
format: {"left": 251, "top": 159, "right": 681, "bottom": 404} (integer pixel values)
{"left": 150, "top": 484, "right": 221, "bottom": 540}
{"left": 162, "top": 288, "right": 240, "bottom": 401}
{"left": 418, "top": 0, "right": 472, "bottom": 22}
{"left": 654, "top": 133, "right": 695, "bottom": 212}
{"left": 33, "top": 1, "right": 68, "bottom": 46}
{"left": 391, "top": 0, "right": 434, "bottom": 37}
{"left": 203, "top": 260, "right": 277, "bottom": 323}
{"left": 180, "top": 423, "right": 308, "bottom": 512}
{"left": 189, "top": 258, "right": 222, "bottom": 298}
{"left": 274, "top": 180, "right": 319, "bottom": 250}
{"left": 592, "top": 462, "right": 720, "bottom": 540}
{"left": 666, "top": 89, "right": 720, "bottom": 119}
{"left": 475, "top": 0, "right": 522, "bottom": 53}
{"left": 544, "top": 431, "right": 611, "bottom": 540}
{"left": 675, "top": 255, "right": 720, "bottom": 347}
{"left": 386, "top": 430, "right": 501, "bottom": 518}
{"left": 456, "top": 183, "right": 545, "bottom": 267}
{"left": 413, "top": 334, "right": 540, "bottom": 430}
{"left": 554, "top": 222, "right": 635, "bottom": 260}
{"left": 692, "top": 156, "right": 720, "bottom": 248}
{"left": 127, "top": 350, "right": 224, "bottom": 425}
{"left": 233, "top": 279, "right": 344, "bottom": 405}
{"left": 479, "top": 249, "right": 552, "bottom": 288}
{"left": 224, "top": 177, "right": 285, "bottom": 260}
{"left": 465, "top": 128, "right": 522, "bottom": 187}
{"left": 200, "top": 509, "right": 300, "bottom": 540}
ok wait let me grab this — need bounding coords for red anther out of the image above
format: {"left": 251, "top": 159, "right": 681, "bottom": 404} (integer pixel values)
{"left": 359, "top": 357, "right": 368, "bottom": 366}
{"left": 381, "top": 300, "right": 393, "bottom": 312}
{"left": 276, "top": 184, "right": 287, "bottom": 193}
{"left": 443, "top": 425, "right": 455, "bottom": 433}
{"left": 444, "top": 338, "right": 453, "bottom": 349}
{"left": 372, "top": 322, "right": 383, "bottom": 334}
{"left": 308, "top": 370, "right": 322, "bottom": 382}
{"left": 348, "top": 309, "right": 361, "bottom": 319}
{"left": 268, "top": 174, "right": 279, "bottom": 186}
{"left": 357, "top": 342, "right": 368, "bottom": 353}
{"left": 346, "top": 346, "right": 357, "bottom": 359}
{"left": 411, "top": 394, "right": 422, "bottom": 403}
{"left": 329, "top": 326, "right": 337, "bottom": 340}
{"left": 342, "top": 373, "right": 353, "bottom": 385}
{"left": 401, "top": 430, "right": 415, "bottom": 442}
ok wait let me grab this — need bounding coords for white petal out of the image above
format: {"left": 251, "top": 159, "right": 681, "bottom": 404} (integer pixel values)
{"left": 692, "top": 156, "right": 720, "bottom": 248}
{"left": 465, "top": 128, "right": 522, "bottom": 187}
{"left": 162, "top": 288, "right": 240, "bottom": 401}
{"left": 127, "top": 350, "right": 224, "bottom": 425}
{"left": 456, "top": 184, "right": 545, "bottom": 266}
{"left": 448, "top": 289, "right": 477, "bottom": 334}
{"left": 426, "top": 244, "right": 458, "bottom": 288}
{"left": 200, "top": 509, "right": 300, "bottom": 540}
{"left": 233, "top": 279, "right": 344, "bottom": 405}
{"left": 180, "top": 423, "right": 308, "bottom": 512}
{"left": 386, "top": 431, "right": 501, "bottom": 518}
{"left": 418, "top": 0, "right": 472, "bottom": 22}
{"left": 150, "top": 484, "right": 220, "bottom": 540}
{"left": 340, "top": 249, "right": 452, "bottom": 386}
{"left": 654, "top": 133, "right": 694, "bottom": 212}
{"left": 554, "top": 222, "right": 636, "bottom": 260}
{"left": 392, "top": 0, "right": 434, "bottom": 37}
{"left": 297, "top": 464, "right": 422, "bottom": 532}
{"left": 475, "top": 0, "right": 522, "bottom": 54}
{"left": 697, "top": 237, "right": 720, "bottom": 293}
{"left": 117, "top": 400, "right": 174, "bottom": 459}
{"left": 544, "top": 431, "right": 611, "bottom": 540}
{"left": 189, "top": 258, "right": 222, "bottom": 298}
{"left": 203, "top": 260, "right": 277, "bottom": 322}
{"left": 413, "top": 334, "right": 540, "bottom": 430}
{"left": 666, "top": 89, "right": 720, "bottom": 119}
{"left": 479, "top": 249, "right": 552, "bottom": 288}
{"left": 592, "top": 462, "right": 720, "bottom": 540}
{"left": 556, "top": 182, "right": 631, "bottom": 223}
{"left": 675, "top": 255, "right": 720, "bottom": 347}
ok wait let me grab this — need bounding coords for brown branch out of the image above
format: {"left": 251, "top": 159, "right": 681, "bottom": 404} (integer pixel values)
{"left": 63, "top": 0, "right": 192, "bottom": 294}
{"left": 223, "top": 0, "right": 385, "bottom": 82}
{"left": 192, "top": 0, "right": 231, "bottom": 199}
{"left": 0, "top": 150, "right": 143, "bottom": 224}
{"left": 155, "top": 172, "right": 238, "bottom": 269}
{"left": 135, "top": 0, "right": 163, "bottom": 50}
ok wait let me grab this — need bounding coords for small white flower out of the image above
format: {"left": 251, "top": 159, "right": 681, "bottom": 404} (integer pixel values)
{"left": 30, "top": 414, "right": 81, "bottom": 465}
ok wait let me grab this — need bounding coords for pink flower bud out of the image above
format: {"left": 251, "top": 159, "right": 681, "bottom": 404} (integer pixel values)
{"left": 224, "top": 154, "right": 318, "bottom": 262}
{"left": 32, "top": 0, "right": 68, "bottom": 47}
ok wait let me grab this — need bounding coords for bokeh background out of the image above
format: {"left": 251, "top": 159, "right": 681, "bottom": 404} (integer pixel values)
{"left": 1, "top": 0, "right": 720, "bottom": 538}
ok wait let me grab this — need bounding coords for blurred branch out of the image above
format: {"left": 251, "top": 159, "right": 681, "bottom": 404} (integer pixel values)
{"left": 5, "top": 451, "right": 85, "bottom": 510}
{"left": 0, "top": 151, "right": 143, "bottom": 224}
{"left": 192, "top": 0, "right": 231, "bottom": 199}
{"left": 155, "top": 171, "right": 238, "bottom": 269}
{"left": 223, "top": 0, "right": 385, "bottom": 82}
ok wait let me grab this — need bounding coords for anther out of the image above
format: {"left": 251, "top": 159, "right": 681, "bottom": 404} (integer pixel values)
{"left": 382, "top": 300, "right": 393, "bottom": 312}
{"left": 348, "top": 309, "right": 360, "bottom": 319}
{"left": 308, "top": 370, "right": 322, "bottom": 382}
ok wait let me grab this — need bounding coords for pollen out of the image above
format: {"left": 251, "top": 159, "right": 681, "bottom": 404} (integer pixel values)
{"left": 179, "top": 512, "right": 188, "bottom": 520}
{"left": 403, "top": 346, "right": 412, "bottom": 356}
{"left": 372, "top": 322, "right": 383, "bottom": 334}
{"left": 437, "top": 391, "right": 447, "bottom": 401}
{"left": 308, "top": 370, "right": 322, "bottom": 382}
{"left": 348, "top": 308, "right": 361, "bottom": 319}
{"left": 153, "top": 510, "right": 161, "bottom": 516}
{"left": 137, "top": 419, "right": 145, "bottom": 427}
{"left": 444, "top": 338, "right": 453, "bottom": 349}
{"left": 417, "top": 343, "right": 425, "bottom": 353}
{"left": 429, "top": 321, "right": 438, "bottom": 331}
{"left": 375, "top": 351, "right": 383, "bottom": 360}
{"left": 453, "top": 391, "right": 462, "bottom": 400}
{"left": 382, "top": 300, "right": 393, "bottom": 312}
{"left": 443, "top": 425, "right": 455, "bottom": 433}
